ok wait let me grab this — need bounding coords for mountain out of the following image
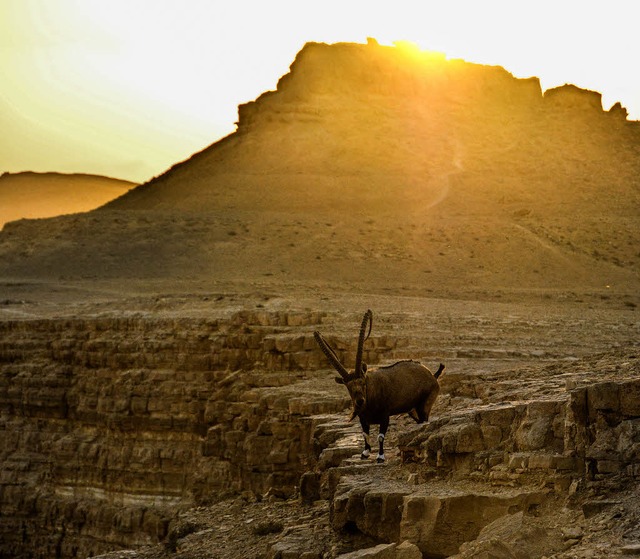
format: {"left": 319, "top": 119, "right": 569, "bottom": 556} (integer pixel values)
{"left": 0, "top": 41, "right": 638, "bottom": 299}
{"left": 0, "top": 172, "right": 136, "bottom": 228}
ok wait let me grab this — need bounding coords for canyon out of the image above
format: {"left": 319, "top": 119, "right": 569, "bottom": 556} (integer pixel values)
{"left": 1, "top": 40, "right": 639, "bottom": 558}
{"left": 1, "top": 294, "right": 639, "bottom": 558}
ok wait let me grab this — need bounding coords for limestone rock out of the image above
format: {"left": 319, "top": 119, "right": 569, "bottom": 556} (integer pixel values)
{"left": 335, "top": 541, "right": 421, "bottom": 559}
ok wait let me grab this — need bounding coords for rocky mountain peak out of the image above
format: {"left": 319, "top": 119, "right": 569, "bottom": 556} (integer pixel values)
{"left": 1, "top": 41, "right": 638, "bottom": 294}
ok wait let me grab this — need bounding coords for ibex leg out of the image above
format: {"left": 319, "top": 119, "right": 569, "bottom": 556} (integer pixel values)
{"left": 359, "top": 418, "right": 371, "bottom": 459}
{"left": 377, "top": 417, "right": 389, "bottom": 463}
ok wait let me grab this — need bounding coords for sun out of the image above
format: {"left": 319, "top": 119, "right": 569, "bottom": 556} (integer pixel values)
{"left": 1, "top": 0, "right": 638, "bottom": 183}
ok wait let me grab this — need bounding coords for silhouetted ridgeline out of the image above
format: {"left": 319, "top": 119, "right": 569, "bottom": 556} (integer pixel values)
{"left": 106, "top": 41, "right": 638, "bottom": 211}
{"left": 238, "top": 42, "right": 620, "bottom": 128}
{"left": 0, "top": 171, "right": 135, "bottom": 228}
{"left": 0, "top": 41, "right": 637, "bottom": 293}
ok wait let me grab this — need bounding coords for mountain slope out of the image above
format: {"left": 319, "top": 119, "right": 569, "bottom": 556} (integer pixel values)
{"left": 0, "top": 42, "right": 638, "bottom": 298}
{"left": 0, "top": 171, "right": 136, "bottom": 228}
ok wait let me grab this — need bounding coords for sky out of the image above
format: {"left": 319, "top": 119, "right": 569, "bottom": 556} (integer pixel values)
{"left": 1, "top": 0, "right": 639, "bottom": 184}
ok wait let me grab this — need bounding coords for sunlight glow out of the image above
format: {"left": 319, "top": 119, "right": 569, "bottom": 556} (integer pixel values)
{"left": 1, "top": 0, "right": 638, "bottom": 182}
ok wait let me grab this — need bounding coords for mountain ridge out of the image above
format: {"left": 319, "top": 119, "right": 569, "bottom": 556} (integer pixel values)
{"left": 0, "top": 41, "right": 638, "bottom": 299}
{"left": 0, "top": 171, "right": 136, "bottom": 228}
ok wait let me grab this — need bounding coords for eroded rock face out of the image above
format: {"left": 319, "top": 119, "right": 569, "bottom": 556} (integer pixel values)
{"left": 400, "top": 490, "right": 546, "bottom": 558}
{"left": 2, "top": 303, "right": 639, "bottom": 559}
{"left": 569, "top": 378, "right": 640, "bottom": 477}
{"left": 0, "top": 311, "right": 370, "bottom": 558}
{"left": 311, "top": 352, "right": 640, "bottom": 559}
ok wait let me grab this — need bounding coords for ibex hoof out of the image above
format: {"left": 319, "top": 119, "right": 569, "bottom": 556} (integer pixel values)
{"left": 376, "top": 454, "right": 385, "bottom": 463}
{"left": 361, "top": 449, "right": 371, "bottom": 459}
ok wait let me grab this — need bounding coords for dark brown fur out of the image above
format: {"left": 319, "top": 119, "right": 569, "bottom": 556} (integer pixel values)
{"left": 315, "top": 311, "right": 444, "bottom": 462}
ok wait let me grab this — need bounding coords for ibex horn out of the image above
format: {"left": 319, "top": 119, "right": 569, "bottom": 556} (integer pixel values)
{"left": 354, "top": 309, "right": 373, "bottom": 378}
{"left": 314, "top": 331, "right": 349, "bottom": 378}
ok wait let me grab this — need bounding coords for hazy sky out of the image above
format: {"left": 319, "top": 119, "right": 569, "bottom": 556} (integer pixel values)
{"left": 1, "top": 0, "right": 638, "bottom": 183}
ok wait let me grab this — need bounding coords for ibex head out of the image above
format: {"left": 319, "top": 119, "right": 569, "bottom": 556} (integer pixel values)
{"left": 314, "top": 310, "right": 373, "bottom": 419}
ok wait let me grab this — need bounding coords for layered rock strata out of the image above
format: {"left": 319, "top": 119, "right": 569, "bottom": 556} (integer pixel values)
{"left": 1, "top": 307, "right": 639, "bottom": 558}
{"left": 0, "top": 311, "right": 358, "bottom": 558}
{"left": 300, "top": 353, "right": 640, "bottom": 558}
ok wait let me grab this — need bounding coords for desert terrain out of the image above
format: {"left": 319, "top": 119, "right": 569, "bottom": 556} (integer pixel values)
{"left": 0, "top": 171, "right": 136, "bottom": 228}
{"left": 1, "top": 41, "right": 639, "bottom": 559}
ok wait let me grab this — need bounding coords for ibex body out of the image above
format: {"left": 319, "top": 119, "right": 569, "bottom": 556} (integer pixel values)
{"left": 314, "top": 310, "right": 444, "bottom": 462}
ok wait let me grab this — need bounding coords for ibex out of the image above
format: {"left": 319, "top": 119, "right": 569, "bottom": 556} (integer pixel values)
{"left": 314, "top": 310, "right": 444, "bottom": 463}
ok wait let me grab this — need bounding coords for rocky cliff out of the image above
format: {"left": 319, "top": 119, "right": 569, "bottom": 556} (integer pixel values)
{"left": 0, "top": 311, "right": 343, "bottom": 557}
{"left": 1, "top": 300, "right": 639, "bottom": 558}
{"left": 314, "top": 352, "right": 640, "bottom": 558}
{"left": 2, "top": 308, "right": 434, "bottom": 557}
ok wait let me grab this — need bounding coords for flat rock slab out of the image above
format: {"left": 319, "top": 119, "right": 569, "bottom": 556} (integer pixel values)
{"left": 332, "top": 472, "right": 547, "bottom": 558}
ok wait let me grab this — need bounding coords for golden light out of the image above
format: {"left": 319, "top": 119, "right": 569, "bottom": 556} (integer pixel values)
{"left": 1, "top": 0, "right": 638, "bottom": 182}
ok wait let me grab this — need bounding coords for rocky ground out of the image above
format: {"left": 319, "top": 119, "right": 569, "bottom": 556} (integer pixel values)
{"left": 3, "top": 281, "right": 637, "bottom": 559}
{"left": 138, "top": 465, "right": 640, "bottom": 559}
{"left": 87, "top": 347, "right": 640, "bottom": 559}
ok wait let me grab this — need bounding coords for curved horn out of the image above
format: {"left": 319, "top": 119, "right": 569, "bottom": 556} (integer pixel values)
{"left": 314, "top": 331, "right": 349, "bottom": 378}
{"left": 354, "top": 310, "right": 373, "bottom": 377}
